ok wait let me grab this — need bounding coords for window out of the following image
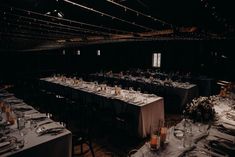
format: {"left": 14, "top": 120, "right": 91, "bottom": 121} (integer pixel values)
{"left": 77, "top": 50, "right": 80, "bottom": 55}
{"left": 97, "top": 50, "right": 101, "bottom": 56}
{"left": 152, "top": 53, "right": 161, "bottom": 68}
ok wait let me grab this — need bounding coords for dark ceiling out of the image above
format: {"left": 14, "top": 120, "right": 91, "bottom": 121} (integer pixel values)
{"left": 0, "top": 0, "right": 234, "bottom": 51}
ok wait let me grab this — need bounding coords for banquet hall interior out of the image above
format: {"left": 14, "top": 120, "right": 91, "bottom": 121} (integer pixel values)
{"left": 0, "top": 0, "right": 235, "bottom": 157}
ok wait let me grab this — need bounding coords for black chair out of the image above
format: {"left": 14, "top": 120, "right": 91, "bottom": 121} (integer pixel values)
{"left": 114, "top": 102, "right": 135, "bottom": 136}
{"left": 71, "top": 103, "right": 95, "bottom": 157}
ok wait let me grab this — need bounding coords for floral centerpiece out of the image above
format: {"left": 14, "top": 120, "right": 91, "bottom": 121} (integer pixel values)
{"left": 184, "top": 97, "right": 216, "bottom": 123}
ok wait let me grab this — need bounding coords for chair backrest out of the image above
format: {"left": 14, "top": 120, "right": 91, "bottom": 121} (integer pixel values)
{"left": 77, "top": 103, "right": 95, "bottom": 136}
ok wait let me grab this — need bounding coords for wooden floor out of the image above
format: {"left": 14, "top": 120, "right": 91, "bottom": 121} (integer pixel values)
{"left": 73, "top": 114, "right": 182, "bottom": 157}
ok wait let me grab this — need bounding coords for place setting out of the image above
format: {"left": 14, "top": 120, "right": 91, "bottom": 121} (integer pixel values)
{"left": 36, "top": 122, "right": 66, "bottom": 136}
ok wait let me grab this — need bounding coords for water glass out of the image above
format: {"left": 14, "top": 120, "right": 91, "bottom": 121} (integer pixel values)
{"left": 46, "top": 113, "right": 53, "bottom": 119}
{"left": 129, "top": 87, "right": 133, "bottom": 91}
{"left": 173, "top": 127, "right": 185, "bottom": 149}
{"left": 143, "top": 97, "right": 148, "bottom": 104}
{"left": 59, "top": 122, "right": 66, "bottom": 128}
{"left": 17, "top": 117, "right": 26, "bottom": 130}
{"left": 30, "top": 120, "right": 38, "bottom": 130}
{"left": 137, "top": 88, "right": 141, "bottom": 94}
{"left": 184, "top": 133, "right": 192, "bottom": 148}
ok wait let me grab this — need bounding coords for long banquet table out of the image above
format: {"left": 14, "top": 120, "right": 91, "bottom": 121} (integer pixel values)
{"left": 40, "top": 77, "right": 165, "bottom": 138}
{"left": 0, "top": 89, "right": 72, "bottom": 157}
{"left": 132, "top": 96, "right": 235, "bottom": 157}
{"left": 88, "top": 73, "right": 198, "bottom": 107}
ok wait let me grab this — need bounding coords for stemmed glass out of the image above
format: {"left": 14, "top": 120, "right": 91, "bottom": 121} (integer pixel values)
{"left": 183, "top": 119, "right": 193, "bottom": 148}
{"left": 174, "top": 128, "right": 185, "bottom": 149}
{"left": 196, "top": 111, "right": 203, "bottom": 132}
{"left": 17, "top": 117, "right": 27, "bottom": 144}
{"left": 136, "top": 88, "right": 141, "bottom": 98}
{"left": 173, "top": 120, "right": 185, "bottom": 149}
{"left": 129, "top": 87, "right": 133, "bottom": 91}
{"left": 29, "top": 120, "right": 38, "bottom": 131}
{"left": 137, "top": 88, "right": 141, "bottom": 94}
{"left": 46, "top": 113, "right": 53, "bottom": 119}
{"left": 165, "top": 121, "right": 173, "bottom": 143}
{"left": 59, "top": 121, "right": 66, "bottom": 128}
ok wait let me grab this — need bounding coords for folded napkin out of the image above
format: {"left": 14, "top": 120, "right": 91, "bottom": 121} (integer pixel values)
{"left": 0, "top": 136, "right": 18, "bottom": 155}
{"left": 195, "top": 148, "right": 229, "bottom": 157}
{"left": 26, "top": 113, "right": 47, "bottom": 121}
{"left": 146, "top": 94, "right": 156, "bottom": 97}
{"left": 217, "top": 124, "right": 235, "bottom": 136}
{"left": 204, "top": 140, "right": 231, "bottom": 157}
{"left": 36, "top": 123, "right": 64, "bottom": 136}
{"left": 13, "top": 106, "right": 33, "bottom": 112}
{"left": 0, "top": 94, "right": 14, "bottom": 98}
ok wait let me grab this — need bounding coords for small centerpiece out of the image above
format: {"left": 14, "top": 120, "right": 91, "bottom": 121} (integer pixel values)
{"left": 185, "top": 97, "right": 216, "bottom": 123}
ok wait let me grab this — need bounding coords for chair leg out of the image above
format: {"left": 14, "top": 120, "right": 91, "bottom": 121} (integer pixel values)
{"left": 88, "top": 140, "right": 95, "bottom": 157}
{"left": 72, "top": 145, "right": 74, "bottom": 156}
{"left": 80, "top": 143, "right": 83, "bottom": 154}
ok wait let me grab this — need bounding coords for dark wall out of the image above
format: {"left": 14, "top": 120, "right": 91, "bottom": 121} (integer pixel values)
{"left": 0, "top": 39, "right": 234, "bottom": 83}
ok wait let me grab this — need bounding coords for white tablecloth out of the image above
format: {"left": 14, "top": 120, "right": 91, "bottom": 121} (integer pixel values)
{"left": 40, "top": 77, "right": 165, "bottom": 137}
{"left": 0, "top": 90, "right": 72, "bottom": 157}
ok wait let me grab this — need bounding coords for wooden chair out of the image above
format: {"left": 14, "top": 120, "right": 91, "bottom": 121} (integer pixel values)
{"left": 71, "top": 103, "right": 95, "bottom": 157}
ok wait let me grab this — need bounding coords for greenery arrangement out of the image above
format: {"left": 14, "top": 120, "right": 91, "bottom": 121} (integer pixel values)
{"left": 185, "top": 97, "right": 216, "bottom": 123}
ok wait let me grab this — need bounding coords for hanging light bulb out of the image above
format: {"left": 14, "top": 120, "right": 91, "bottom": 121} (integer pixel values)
{"left": 45, "top": 10, "right": 64, "bottom": 18}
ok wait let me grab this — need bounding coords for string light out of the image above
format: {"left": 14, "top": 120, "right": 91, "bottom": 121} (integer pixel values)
{"left": 63, "top": 0, "right": 155, "bottom": 31}
{"left": 1, "top": 2, "right": 227, "bottom": 44}
{"left": 0, "top": 5, "right": 132, "bottom": 35}
{"left": 106, "top": 0, "right": 172, "bottom": 27}
{"left": 2, "top": 10, "right": 116, "bottom": 37}
{"left": 200, "top": 0, "right": 233, "bottom": 33}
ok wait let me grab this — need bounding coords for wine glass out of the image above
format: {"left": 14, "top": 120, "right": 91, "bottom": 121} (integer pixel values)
{"left": 29, "top": 120, "right": 38, "bottom": 131}
{"left": 17, "top": 117, "right": 27, "bottom": 144}
{"left": 173, "top": 126, "right": 185, "bottom": 149}
{"left": 196, "top": 111, "right": 203, "bottom": 132}
{"left": 165, "top": 121, "right": 173, "bottom": 143}
{"left": 183, "top": 120, "right": 193, "bottom": 148}
{"left": 59, "top": 121, "right": 66, "bottom": 128}
{"left": 46, "top": 113, "right": 53, "bottom": 119}
{"left": 137, "top": 88, "right": 141, "bottom": 94}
